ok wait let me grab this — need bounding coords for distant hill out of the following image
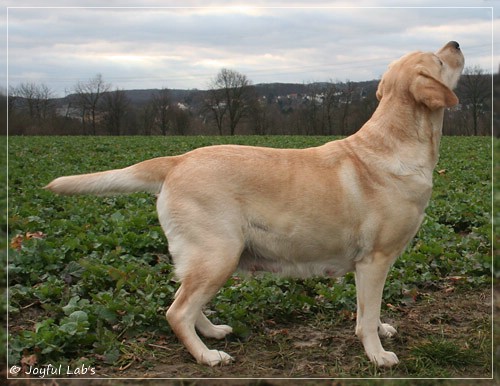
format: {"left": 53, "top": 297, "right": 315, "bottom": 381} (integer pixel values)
{"left": 53, "top": 80, "right": 379, "bottom": 109}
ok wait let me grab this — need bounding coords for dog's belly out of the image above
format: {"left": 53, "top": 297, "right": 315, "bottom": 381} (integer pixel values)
{"left": 238, "top": 224, "right": 362, "bottom": 278}
{"left": 238, "top": 250, "right": 355, "bottom": 278}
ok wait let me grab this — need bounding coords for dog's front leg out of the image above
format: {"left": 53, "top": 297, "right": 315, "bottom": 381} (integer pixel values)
{"left": 355, "top": 257, "right": 399, "bottom": 367}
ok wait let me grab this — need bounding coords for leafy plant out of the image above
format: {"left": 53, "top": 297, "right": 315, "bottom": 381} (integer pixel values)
{"left": 7, "top": 135, "right": 492, "bottom": 372}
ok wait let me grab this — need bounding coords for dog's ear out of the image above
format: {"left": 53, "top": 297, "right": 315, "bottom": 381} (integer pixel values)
{"left": 376, "top": 77, "right": 385, "bottom": 101}
{"left": 410, "top": 67, "right": 459, "bottom": 110}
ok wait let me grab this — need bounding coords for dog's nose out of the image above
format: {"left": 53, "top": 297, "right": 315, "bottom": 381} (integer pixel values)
{"left": 448, "top": 41, "right": 460, "bottom": 50}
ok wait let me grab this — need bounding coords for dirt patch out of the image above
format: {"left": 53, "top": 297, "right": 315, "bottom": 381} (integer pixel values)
{"left": 8, "top": 285, "right": 494, "bottom": 384}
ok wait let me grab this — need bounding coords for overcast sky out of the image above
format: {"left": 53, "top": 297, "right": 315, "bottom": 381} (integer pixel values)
{"left": 3, "top": 1, "right": 499, "bottom": 97}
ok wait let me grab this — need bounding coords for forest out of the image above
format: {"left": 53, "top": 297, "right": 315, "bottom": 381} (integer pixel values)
{"left": 4, "top": 66, "right": 496, "bottom": 137}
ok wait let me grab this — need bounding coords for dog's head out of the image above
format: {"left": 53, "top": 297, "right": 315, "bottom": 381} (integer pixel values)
{"left": 376, "top": 41, "right": 465, "bottom": 110}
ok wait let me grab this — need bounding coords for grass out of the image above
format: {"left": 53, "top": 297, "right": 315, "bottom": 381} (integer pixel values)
{"left": 6, "top": 135, "right": 493, "bottom": 380}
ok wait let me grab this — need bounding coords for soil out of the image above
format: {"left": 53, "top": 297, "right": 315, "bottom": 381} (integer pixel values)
{"left": 6, "top": 283, "right": 496, "bottom": 385}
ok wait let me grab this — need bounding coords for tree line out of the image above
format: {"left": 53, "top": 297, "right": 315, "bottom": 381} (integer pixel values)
{"left": 5, "top": 66, "right": 494, "bottom": 136}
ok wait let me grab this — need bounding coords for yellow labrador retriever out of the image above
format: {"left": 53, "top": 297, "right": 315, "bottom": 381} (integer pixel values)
{"left": 46, "top": 41, "right": 464, "bottom": 367}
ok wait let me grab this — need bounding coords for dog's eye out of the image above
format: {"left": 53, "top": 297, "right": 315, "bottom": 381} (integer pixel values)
{"left": 438, "top": 59, "right": 444, "bottom": 66}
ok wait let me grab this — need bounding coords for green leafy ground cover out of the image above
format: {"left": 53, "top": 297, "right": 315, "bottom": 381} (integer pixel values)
{"left": 6, "top": 136, "right": 493, "bottom": 380}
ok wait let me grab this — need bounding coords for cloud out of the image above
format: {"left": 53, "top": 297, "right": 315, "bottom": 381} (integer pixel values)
{"left": 4, "top": 4, "right": 496, "bottom": 96}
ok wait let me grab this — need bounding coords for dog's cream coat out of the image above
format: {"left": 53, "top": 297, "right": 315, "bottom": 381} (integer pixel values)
{"left": 46, "top": 42, "right": 464, "bottom": 367}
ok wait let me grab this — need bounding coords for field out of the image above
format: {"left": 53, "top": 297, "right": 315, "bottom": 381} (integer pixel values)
{"left": 6, "top": 135, "right": 494, "bottom": 383}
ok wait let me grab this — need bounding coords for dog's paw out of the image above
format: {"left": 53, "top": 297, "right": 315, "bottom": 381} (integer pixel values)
{"left": 200, "top": 350, "right": 234, "bottom": 366}
{"left": 204, "top": 324, "right": 233, "bottom": 340}
{"left": 368, "top": 350, "right": 399, "bottom": 367}
{"left": 378, "top": 323, "right": 397, "bottom": 338}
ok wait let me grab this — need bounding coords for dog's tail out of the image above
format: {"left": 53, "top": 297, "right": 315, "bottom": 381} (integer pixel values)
{"left": 44, "top": 157, "right": 173, "bottom": 196}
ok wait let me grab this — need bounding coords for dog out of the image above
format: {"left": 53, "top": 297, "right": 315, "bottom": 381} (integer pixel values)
{"left": 46, "top": 41, "right": 464, "bottom": 367}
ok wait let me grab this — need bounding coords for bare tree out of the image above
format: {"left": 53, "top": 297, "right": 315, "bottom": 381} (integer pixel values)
{"left": 0, "top": 88, "right": 6, "bottom": 135}
{"left": 205, "top": 68, "right": 253, "bottom": 135}
{"left": 151, "top": 88, "right": 171, "bottom": 135}
{"left": 339, "top": 81, "right": 355, "bottom": 136}
{"left": 457, "top": 66, "right": 491, "bottom": 135}
{"left": 322, "top": 83, "right": 339, "bottom": 135}
{"left": 169, "top": 104, "right": 190, "bottom": 135}
{"left": 141, "top": 103, "right": 156, "bottom": 135}
{"left": 8, "top": 86, "right": 19, "bottom": 118}
{"left": 12, "top": 82, "right": 55, "bottom": 123}
{"left": 249, "top": 99, "right": 272, "bottom": 135}
{"left": 102, "top": 89, "right": 130, "bottom": 135}
{"left": 16, "top": 83, "right": 37, "bottom": 120}
{"left": 202, "top": 87, "right": 227, "bottom": 135}
{"left": 300, "top": 84, "right": 324, "bottom": 135}
{"left": 36, "top": 84, "right": 55, "bottom": 122}
{"left": 73, "top": 74, "right": 111, "bottom": 135}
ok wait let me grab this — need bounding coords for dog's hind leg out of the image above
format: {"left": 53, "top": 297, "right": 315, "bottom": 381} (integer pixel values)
{"left": 196, "top": 312, "right": 233, "bottom": 339}
{"left": 165, "top": 243, "right": 241, "bottom": 366}
{"left": 378, "top": 320, "right": 397, "bottom": 338}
